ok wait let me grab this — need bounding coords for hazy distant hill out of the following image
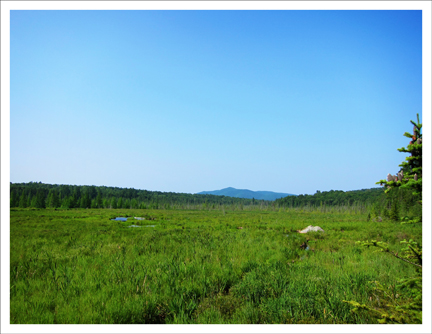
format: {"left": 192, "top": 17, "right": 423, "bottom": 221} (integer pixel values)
{"left": 197, "top": 187, "right": 296, "bottom": 201}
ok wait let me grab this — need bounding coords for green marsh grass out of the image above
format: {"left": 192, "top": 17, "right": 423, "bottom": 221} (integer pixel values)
{"left": 10, "top": 208, "right": 421, "bottom": 324}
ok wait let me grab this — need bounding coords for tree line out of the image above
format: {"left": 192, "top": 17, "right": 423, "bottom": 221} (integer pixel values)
{"left": 10, "top": 181, "right": 418, "bottom": 214}
{"left": 274, "top": 187, "right": 420, "bottom": 219}
{"left": 9, "top": 182, "right": 265, "bottom": 210}
{"left": 275, "top": 188, "right": 385, "bottom": 207}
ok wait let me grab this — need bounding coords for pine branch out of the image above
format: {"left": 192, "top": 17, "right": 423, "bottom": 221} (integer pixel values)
{"left": 408, "top": 245, "right": 422, "bottom": 267}
{"left": 385, "top": 249, "right": 422, "bottom": 269}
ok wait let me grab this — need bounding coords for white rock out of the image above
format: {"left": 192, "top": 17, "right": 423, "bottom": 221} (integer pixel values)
{"left": 298, "top": 225, "right": 324, "bottom": 233}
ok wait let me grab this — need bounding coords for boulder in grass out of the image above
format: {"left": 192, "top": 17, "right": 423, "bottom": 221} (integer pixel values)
{"left": 297, "top": 225, "right": 324, "bottom": 233}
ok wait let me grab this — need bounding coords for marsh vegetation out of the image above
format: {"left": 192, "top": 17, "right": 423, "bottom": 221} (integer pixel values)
{"left": 10, "top": 207, "right": 421, "bottom": 324}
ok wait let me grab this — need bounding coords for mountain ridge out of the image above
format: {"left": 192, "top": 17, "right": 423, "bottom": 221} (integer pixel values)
{"left": 196, "top": 187, "right": 296, "bottom": 201}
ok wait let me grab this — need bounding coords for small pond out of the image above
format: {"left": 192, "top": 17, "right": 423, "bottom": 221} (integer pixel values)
{"left": 127, "top": 225, "right": 156, "bottom": 228}
{"left": 111, "top": 217, "right": 128, "bottom": 222}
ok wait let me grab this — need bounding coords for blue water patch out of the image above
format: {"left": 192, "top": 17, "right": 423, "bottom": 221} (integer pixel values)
{"left": 111, "top": 217, "right": 128, "bottom": 222}
{"left": 127, "top": 224, "right": 156, "bottom": 228}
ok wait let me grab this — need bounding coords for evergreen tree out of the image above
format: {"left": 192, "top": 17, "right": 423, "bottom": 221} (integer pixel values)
{"left": 70, "top": 188, "right": 80, "bottom": 208}
{"left": 30, "top": 195, "right": 37, "bottom": 208}
{"left": 131, "top": 198, "right": 138, "bottom": 209}
{"left": 80, "top": 191, "right": 91, "bottom": 208}
{"left": 86, "top": 191, "right": 91, "bottom": 208}
{"left": 389, "top": 199, "right": 400, "bottom": 222}
{"left": 111, "top": 197, "right": 117, "bottom": 209}
{"left": 46, "top": 190, "right": 53, "bottom": 208}
{"left": 70, "top": 193, "right": 77, "bottom": 209}
{"left": 89, "top": 185, "right": 97, "bottom": 200}
{"left": 61, "top": 196, "right": 71, "bottom": 209}
{"left": 35, "top": 189, "right": 46, "bottom": 208}
{"left": 124, "top": 198, "right": 130, "bottom": 209}
{"left": 96, "top": 191, "right": 103, "bottom": 208}
{"left": 19, "top": 190, "right": 27, "bottom": 208}
{"left": 74, "top": 187, "right": 81, "bottom": 200}
{"left": 345, "top": 114, "right": 422, "bottom": 323}
{"left": 47, "top": 189, "right": 60, "bottom": 208}
{"left": 53, "top": 190, "right": 61, "bottom": 208}
{"left": 377, "top": 113, "right": 422, "bottom": 221}
{"left": 10, "top": 190, "right": 19, "bottom": 208}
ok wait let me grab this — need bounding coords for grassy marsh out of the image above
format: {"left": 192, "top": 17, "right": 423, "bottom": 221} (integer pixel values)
{"left": 9, "top": 208, "right": 421, "bottom": 324}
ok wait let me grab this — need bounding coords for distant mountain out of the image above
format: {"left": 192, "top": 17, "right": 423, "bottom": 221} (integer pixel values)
{"left": 197, "top": 187, "right": 296, "bottom": 201}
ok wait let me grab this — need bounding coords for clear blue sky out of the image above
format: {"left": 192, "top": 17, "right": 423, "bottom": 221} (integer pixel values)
{"left": 10, "top": 10, "right": 422, "bottom": 195}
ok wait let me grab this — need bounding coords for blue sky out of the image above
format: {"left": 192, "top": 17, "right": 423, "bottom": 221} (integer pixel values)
{"left": 9, "top": 10, "right": 423, "bottom": 195}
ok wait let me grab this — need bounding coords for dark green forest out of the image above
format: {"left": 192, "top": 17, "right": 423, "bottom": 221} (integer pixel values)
{"left": 9, "top": 182, "right": 420, "bottom": 219}
{"left": 9, "top": 182, "right": 260, "bottom": 210}
{"left": 275, "top": 188, "right": 384, "bottom": 207}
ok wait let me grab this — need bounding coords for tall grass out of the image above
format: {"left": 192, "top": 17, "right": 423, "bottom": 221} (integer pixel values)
{"left": 10, "top": 208, "right": 421, "bottom": 324}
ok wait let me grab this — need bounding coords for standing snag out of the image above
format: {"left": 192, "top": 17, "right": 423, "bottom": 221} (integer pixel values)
{"left": 300, "top": 242, "right": 308, "bottom": 250}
